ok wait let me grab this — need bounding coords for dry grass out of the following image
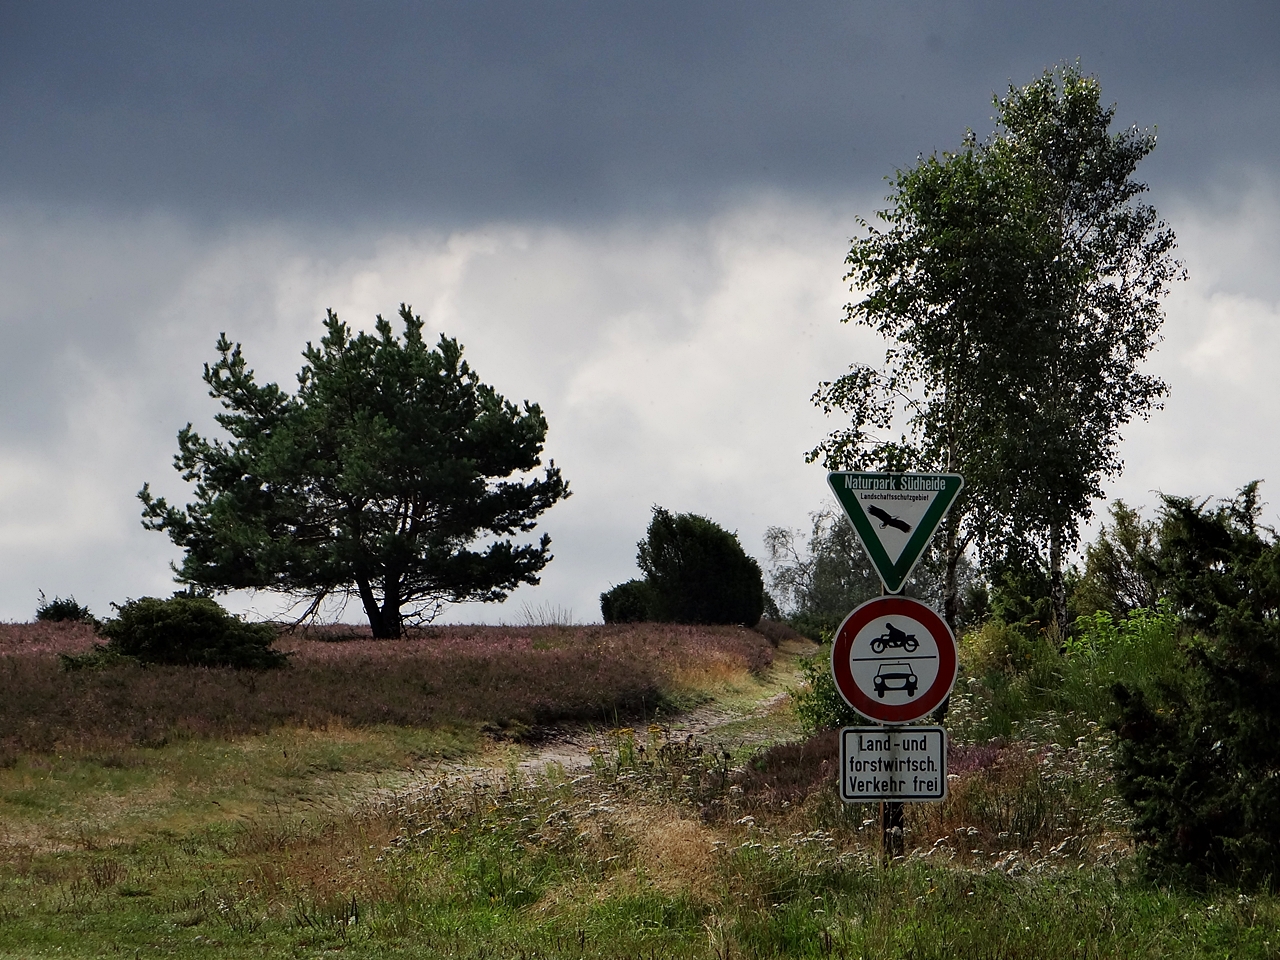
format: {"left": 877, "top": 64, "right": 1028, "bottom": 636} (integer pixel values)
{"left": 0, "top": 620, "right": 99, "bottom": 656}
{"left": 2, "top": 643, "right": 1273, "bottom": 958}
{"left": 666, "top": 649, "right": 762, "bottom": 692}
{"left": 734, "top": 729, "right": 840, "bottom": 810}
{"left": 628, "top": 807, "right": 719, "bottom": 897}
{"left": 751, "top": 619, "right": 806, "bottom": 647}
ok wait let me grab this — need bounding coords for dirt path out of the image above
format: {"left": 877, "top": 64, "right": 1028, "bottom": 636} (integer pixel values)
{"left": 504, "top": 690, "right": 793, "bottom": 777}
{"left": 395, "top": 639, "right": 816, "bottom": 793}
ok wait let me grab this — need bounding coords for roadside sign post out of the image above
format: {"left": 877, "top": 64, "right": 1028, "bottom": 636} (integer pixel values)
{"left": 826, "top": 472, "right": 963, "bottom": 594}
{"left": 831, "top": 593, "right": 959, "bottom": 858}
{"left": 830, "top": 595, "right": 958, "bottom": 725}
{"left": 824, "top": 472, "right": 963, "bottom": 860}
{"left": 840, "top": 726, "right": 947, "bottom": 801}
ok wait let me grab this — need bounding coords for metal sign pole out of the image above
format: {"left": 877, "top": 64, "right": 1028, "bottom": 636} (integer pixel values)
{"left": 877, "top": 582, "right": 901, "bottom": 861}
{"left": 882, "top": 799, "right": 904, "bottom": 861}
{"left": 877, "top": 584, "right": 905, "bottom": 861}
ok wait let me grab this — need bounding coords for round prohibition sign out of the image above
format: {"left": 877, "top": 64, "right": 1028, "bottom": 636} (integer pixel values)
{"left": 831, "top": 596, "right": 958, "bottom": 724}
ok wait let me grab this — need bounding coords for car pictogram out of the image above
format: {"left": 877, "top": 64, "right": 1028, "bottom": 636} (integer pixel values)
{"left": 873, "top": 662, "right": 918, "bottom": 698}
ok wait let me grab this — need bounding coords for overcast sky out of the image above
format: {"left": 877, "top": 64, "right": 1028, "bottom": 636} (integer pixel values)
{"left": 2, "top": 2, "right": 1278, "bottom": 624}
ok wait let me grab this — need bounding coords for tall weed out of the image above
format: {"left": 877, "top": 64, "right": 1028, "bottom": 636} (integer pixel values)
{"left": 950, "top": 604, "right": 1181, "bottom": 744}
{"left": 791, "top": 648, "right": 859, "bottom": 735}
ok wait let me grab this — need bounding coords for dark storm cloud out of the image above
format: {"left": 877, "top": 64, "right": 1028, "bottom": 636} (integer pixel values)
{"left": 3, "top": 0, "right": 1277, "bottom": 224}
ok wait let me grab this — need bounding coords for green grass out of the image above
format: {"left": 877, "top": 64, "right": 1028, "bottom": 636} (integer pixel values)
{"left": 0, "top": 724, "right": 478, "bottom": 849}
{"left": 2, "top": 748, "right": 1277, "bottom": 958}
{"left": 1, "top": 625, "right": 1278, "bottom": 957}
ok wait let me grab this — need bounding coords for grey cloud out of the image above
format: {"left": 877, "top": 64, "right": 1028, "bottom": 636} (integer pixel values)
{"left": 1, "top": 185, "right": 1278, "bottom": 623}
{"left": 2, "top": 1, "right": 1276, "bottom": 224}
{"left": 2, "top": 1, "right": 1278, "bottom": 623}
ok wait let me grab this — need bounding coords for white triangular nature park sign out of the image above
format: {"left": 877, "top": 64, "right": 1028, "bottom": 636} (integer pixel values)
{"left": 827, "top": 472, "right": 964, "bottom": 594}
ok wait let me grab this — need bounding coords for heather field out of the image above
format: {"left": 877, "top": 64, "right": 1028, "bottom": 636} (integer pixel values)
{"left": 0, "top": 622, "right": 1277, "bottom": 958}
{"left": 0, "top": 621, "right": 770, "bottom": 755}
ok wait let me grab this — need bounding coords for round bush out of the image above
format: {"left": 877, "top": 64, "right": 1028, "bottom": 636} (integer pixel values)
{"left": 600, "top": 579, "right": 656, "bottom": 623}
{"left": 100, "top": 595, "right": 287, "bottom": 669}
{"left": 637, "top": 507, "right": 765, "bottom": 626}
{"left": 36, "top": 592, "right": 94, "bottom": 624}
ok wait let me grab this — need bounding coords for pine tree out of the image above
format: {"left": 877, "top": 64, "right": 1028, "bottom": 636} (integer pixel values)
{"left": 1113, "top": 483, "right": 1280, "bottom": 885}
{"left": 140, "top": 305, "right": 569, "bottom": 637}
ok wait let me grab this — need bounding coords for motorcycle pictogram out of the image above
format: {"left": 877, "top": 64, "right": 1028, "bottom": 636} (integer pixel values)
{"left": 869, "top": 621, "right": 919, "bottom": 654}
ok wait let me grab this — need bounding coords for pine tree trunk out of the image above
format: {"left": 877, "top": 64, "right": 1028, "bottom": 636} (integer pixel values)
{"left": 357, "top": 576, "right": 393, "bottom": 638}
{"left": 378, "top": 575, "right": 404, "bottom": 638}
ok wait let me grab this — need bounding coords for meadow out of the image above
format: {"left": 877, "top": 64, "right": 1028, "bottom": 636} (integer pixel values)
{"left": 0, "top": 620, "right": 1276, "bottom": 958}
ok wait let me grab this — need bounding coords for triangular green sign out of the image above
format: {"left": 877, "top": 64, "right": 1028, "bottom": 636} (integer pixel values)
{"left": 827, "top": 472, "right": 964, "bottom": 594}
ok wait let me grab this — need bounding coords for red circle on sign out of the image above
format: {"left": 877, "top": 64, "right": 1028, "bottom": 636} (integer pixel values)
{"left": 831, "top": 596, "right": 957, "bottom": 724}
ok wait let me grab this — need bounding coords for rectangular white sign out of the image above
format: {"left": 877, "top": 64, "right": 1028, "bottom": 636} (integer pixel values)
{"left": 839, "top": 725, "right": 948, "bottom": 802}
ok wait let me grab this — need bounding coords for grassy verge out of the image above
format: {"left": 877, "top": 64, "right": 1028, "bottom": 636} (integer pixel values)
{"left": 0, "top": 723, "right": 478, "bottom": 848}
{"left": 2, "top": 722, "right": 1277, "bottom": 958}
{"left": 2, "top": 624, "right": 1278, "bottom": 957}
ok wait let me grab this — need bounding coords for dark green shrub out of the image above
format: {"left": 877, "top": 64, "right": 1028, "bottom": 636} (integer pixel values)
{"left": 59, "top": 645, "right": 135, "bottom": 672}
{"left": 600, "top": 579, "right": 656, "bottom": 623}
{"left": 1112, "top": 483, "right": 1280, "bottom": 887}
{"left": 986, "top": 565, "right": 1055, "bottom": 639}
{"left": 783, "top": 611, "right": 836, "bottom": 644}
{"left": 960, "top": 618, "right": 1037, "bottom": 675}
{"left": 637, "top": 507, "right": 764, "bottom": 626}
{"left": 35, "top": 591, "right": 94, "bottom": 624}
{"left": 98, "top": 595, "right": 288, "bottom": 669}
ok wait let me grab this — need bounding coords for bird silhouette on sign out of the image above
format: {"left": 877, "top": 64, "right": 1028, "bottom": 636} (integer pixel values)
{"left": 867, "top": 505, "right": 912, "bottom": 533}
